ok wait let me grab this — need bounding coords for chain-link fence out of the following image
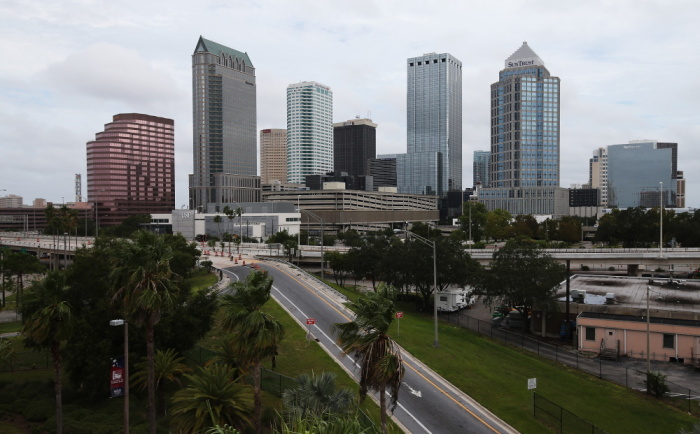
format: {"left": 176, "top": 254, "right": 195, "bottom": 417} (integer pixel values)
{"left": 443, "top": 312, "right": 699, "bottom": 412}
{"left": 534, "top": 392, "right": 608, "bottom": 433}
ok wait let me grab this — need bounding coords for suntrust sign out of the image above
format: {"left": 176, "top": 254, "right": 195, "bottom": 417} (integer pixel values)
{"left": 505, "top": 59, "right": 540, "bottom": 68}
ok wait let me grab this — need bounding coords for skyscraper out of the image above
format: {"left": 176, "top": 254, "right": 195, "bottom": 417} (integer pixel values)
{"left": 87, "top": 113, "right": 174, "bottom": 227}
{"left": 397, "top": 53, "right": 462, "bottom": 197}
{"left": 473, "top": 150, "right": 490, "bottom": 188}
{"left": 589, "top": 147, "right": 608, "bottom": 207}
{"left": 606, "top": 141, "right": 677, "bottom": 209}
{"left": 287, "top": 81, "right": 333, "bottom": 184}
{"left": 333, "top": 118, "right": 377, "bottom": 177}
{"left": 190, "top": 36, "right": 258, "bottom": 210}
{"left": 478, "top": 42, "right": 568, "bottom": 216}
{"left": 260, "top": 128, "right": 288, "bottom": 185}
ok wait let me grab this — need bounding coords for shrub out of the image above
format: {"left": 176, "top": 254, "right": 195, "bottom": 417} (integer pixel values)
{"left": 23, "top": 399, "right": 51, "bottom": 422}
{"left": 644, "top": 371, "right": 669, "bottom": 397}
{"left": 581, "top": 265, "right": 590, "bottom": 271}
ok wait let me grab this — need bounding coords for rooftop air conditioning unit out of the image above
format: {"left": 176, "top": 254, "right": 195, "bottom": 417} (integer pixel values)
{"left": 605, "top": 293, "right": 615, "bottom": 304}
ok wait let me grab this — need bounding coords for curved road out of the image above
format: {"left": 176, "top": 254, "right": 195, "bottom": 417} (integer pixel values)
{"left": 220, "top": 260, "right": 516, "bottom": 434}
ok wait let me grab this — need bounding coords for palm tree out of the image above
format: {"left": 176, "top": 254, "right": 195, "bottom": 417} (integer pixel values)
{"left": 213, "top": 215, "right": 223, "bottom": 238}
{"left": 22, "top": 271, "right": 73, "bottom": 434}
{"left": 221, "top": 270, "right": 285, "bottom": 434}
{"left": 170, "top": 363, "right": 253, "bottom": 433}
{"left": 282, "top": 371, "right": 355, "bottom": 419}
{"left": 131, "top": 348, "right": 190, "bottom": 417}
{"left": 111, "top": 230, "right": 179, "bottom": 434}
{"left": 332, "top": 292, "right": 404, "bottom": 433}
{"left": 223, "top": 205, "right": 234, "bottom": 235}
{"left": 3, "top": 251, "right": 44, "bottom": 310}
{"left": 236, "top": 207, "right": 243, "bottom": 247}
{"left": 0, "top": 338, "right": 17, "bottom": 371}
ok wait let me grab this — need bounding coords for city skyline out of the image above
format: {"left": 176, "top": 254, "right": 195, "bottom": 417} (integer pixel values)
{"left": 1, "top": 1, "right": 698, "bottom": 209}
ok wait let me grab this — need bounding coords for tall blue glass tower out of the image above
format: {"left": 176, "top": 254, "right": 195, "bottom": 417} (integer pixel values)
{"left": 398, "top": 53, "right": 462, "bottom": 197}
{"left": 490, "top": 42, "right": 560, "bottom": 189}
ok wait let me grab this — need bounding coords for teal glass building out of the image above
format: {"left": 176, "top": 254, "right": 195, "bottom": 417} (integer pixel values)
{"left": 398, "top": 52, "right": 462, "bottom": 197}
{"left": 607, "top": 141, "right": 677, "bottom": 209}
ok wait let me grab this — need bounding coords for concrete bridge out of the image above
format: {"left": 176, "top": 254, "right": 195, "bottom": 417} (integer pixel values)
{"left": 3, "top": 232, "right": 699, "bottom": 276}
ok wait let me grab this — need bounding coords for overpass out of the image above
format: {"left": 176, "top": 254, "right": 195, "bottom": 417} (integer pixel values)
{"left": 4, "top": 232, "right": 700, "bottom": 276}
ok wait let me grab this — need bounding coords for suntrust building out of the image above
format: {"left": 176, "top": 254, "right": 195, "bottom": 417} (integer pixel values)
{"left": 478, "top": 42, "right": 568, "bottom": 216}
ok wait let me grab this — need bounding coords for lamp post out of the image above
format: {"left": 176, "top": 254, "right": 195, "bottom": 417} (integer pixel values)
{"left": 659, "top": 182, "right": 663, "bottom": 258}
{"left": 297, "top": 195, "right": 301, "bottom": 265}
{"left": 110, "top": 319, "right": 129, "bottom": 433}
{"left": 646, "top": 286, "right": 651, "bottom": 373}
{"left": 406, "top": 230, "right": 439, "bottom": 348}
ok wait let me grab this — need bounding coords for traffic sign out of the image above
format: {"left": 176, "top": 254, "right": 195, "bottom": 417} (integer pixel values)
{"left": 527, "top": 378, "right": 537, "bottom": 390}
{"left": 306, "top": 318, "right": 316, "bottom": 325}
{"left": 395, "top": 312, "right": 404, "bottom": 319}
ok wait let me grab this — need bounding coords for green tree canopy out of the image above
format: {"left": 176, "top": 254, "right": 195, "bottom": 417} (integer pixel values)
{"left": 476, "top": 239, "right": 566, "bottom": 330}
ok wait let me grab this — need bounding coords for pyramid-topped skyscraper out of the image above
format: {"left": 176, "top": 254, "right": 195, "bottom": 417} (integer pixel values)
{"left": 477, "top": 42, "right": 568, "bottom": 216}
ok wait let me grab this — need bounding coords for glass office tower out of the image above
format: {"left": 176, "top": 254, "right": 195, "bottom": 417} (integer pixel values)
{"left": 287, "top": 81, "right": 333, "bottom": 184}
{"left": 473, "top": 150, "right": 491, "bottom": 188}
{"left": 478, "top": 42, "right": 568, "bottom": 216}
{"left": 189, "top": 36, "right": 257, "bottom": 210}
{"left": 490, "top": 42, "right": 560, "bottom": 188}
{"left": 398, "top": 52, "right": 462, "bottom": 197}
{"left": 607, "top": 141, "right": 676, "bottom": 208}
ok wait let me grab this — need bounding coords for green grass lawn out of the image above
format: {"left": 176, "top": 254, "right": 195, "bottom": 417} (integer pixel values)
{"left": 182, "top": 269, "right": 218, "bottom": 293}
{"left": 387, "top": 300, "right": 698, "bottom": 433}
{"left": 0, "top": 320, "right": 21, "bottom": 334}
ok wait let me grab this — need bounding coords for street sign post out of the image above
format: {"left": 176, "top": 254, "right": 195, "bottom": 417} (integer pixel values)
{"left": 306, "top": 318, "right": 316, "bottom": 339}
{"left": 528, "top": 378, "right": 537, "bottom": 417}
{"left": 395, "top": 312, "right": 403, "bottom": 337}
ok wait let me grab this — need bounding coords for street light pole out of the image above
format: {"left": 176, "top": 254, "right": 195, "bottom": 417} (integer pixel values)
{"left": 110, "top": 319, "right": 129, "bottom": 434}
{"left": 646, "top": 286, "right": 651, "bottom": 373}
{"left": 659, "top": 181, "right": 663, "bottom": 258}
{"left": 406, "top": 230, "right": 439, "bottom": 348}
{"left": 297, "top": 195, "right": 301, "bottom": 265}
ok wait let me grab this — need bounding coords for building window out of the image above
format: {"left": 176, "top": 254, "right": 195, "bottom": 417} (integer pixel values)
{"left": 585, "top": 327, "right": 595, "bottom": 341}
{"left": 663, "top": 334, "right": 675, "bottom": 349}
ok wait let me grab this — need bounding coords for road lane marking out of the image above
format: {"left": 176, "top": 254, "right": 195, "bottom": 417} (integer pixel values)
{"left": 266, "top": 261, "right": 500, "bottom": 433}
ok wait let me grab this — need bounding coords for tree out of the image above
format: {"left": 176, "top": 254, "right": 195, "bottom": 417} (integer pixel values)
{"left": 214, "top": 215, "right": 223, "bottom": 238}
{"left": 235, "top": 207, "right": 243, "bottom": 253}
{"left": 221, "top": 270, "right": 285, "bottom": 434}
{"left": 267, "top": 230, "right": 297, "bottom": 261}
{"left": 325, "top": 251, "right": 351, "bottom": 287}
{"left": 476, "top": 239, "right": 566, "bottom": 330}
{"left": 22, "top": 271, "right": 73, "bottom": 434}
{"left": 0, "top": 338, "right": 17, "bottom": 371}
{"left": 511, "top": 215, "right": 539, "bottom": 239}
{"left": 223, "top": 206, "right": 233, "bottom": 233}
{"left": 170, "top": 363, "right": 253, "bottom": 433}
{"left": 282, "top": 371, "right": 355, "bottom": 419}
{"left": 459, "top": 201, "right": 488, "bottom": 242}
{"left": 557, "top": 216, "right": 582, "bottom": 244}
{"left": 111, "top": 230, "right": 180, "bottom": 434}
{"left": 2, "top": 251, "right": 44, "bottom": 309}
{"left": 333, "top": 292, "right": 404, "bottom": 433}
{"left": 484, "top": 209, "right": 512, "bottom": 241}
{"left": 131, "top": 348, "right": 190, "bottom": 417}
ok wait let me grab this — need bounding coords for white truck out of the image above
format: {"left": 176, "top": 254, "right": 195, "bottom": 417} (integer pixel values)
{"left": 436, "top": 287, "right": 476, "bottom": 312}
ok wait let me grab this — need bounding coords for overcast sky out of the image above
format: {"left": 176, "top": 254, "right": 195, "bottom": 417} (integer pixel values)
{"left": 1, "top": 0, "right": 698, "bottom": 209}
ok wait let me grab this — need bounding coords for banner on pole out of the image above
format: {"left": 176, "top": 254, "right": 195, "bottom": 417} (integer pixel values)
{"left": 110, "top": 356, "right": 125, "bottom": 398}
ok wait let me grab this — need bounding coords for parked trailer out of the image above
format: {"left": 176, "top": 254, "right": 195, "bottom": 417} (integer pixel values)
{"left": 436, "top": 288, "right": 475, "bottom": 312}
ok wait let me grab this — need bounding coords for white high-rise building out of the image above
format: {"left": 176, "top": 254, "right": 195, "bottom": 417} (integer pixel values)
{"left": 286, "top": 81, "right": 333, "bottom": 184}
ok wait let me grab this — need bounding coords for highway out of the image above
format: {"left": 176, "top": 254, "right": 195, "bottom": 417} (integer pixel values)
{"left": 220, "top": 259, "right": 516, "bottom": 434}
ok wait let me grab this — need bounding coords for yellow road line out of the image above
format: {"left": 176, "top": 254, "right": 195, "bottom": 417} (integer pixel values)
{"left": 264, "top": 261, "right": 502, "bottom": 433}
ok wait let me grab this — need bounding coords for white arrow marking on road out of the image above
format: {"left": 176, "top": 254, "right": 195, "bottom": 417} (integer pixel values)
{"left": 403, "top": 382, "right": 422, "bottom": 398}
